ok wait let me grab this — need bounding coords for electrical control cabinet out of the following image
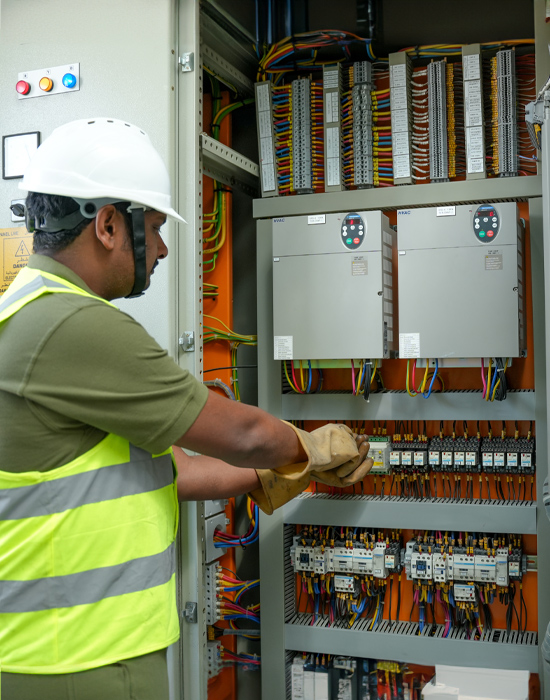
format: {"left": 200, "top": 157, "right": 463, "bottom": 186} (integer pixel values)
{"left": 397, "top": 202, "right": 525, "bottom": 359}
{"left": 272, "top": 211, "right": 396, "bottom": 360}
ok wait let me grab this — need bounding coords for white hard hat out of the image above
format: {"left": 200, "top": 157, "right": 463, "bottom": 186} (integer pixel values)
{"left": 20, "top": 117, "right": 185, "bottom": 223}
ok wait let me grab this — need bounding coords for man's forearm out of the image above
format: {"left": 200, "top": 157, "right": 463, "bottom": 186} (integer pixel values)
{"left": 176, "top": 391, "right": 307, "bottom": 469}
{"left": 173, "top": 446, "right": 261, "bottom": 501}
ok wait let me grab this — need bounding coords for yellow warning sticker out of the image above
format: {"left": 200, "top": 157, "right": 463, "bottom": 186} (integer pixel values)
{"left": 0, "top": 227, "right": 32, "bottom": 295}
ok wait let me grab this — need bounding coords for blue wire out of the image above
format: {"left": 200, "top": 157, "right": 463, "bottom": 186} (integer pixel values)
{"left": 489, "top": 360, "right": 499, "bottom": 398}
{"left": 307, "top": 361, "right": 312, "bottom": 393}
{"left": 267, "top": 0, "right": 272, "bottom": 45}
{"left": 314, "top": 369, "right": 323, "bottom": 393}
{"left": 422, "top": 359, "right": 439, "bottom": 399}
{"left": 214, "top": 506, "right": 259, "bottom": 548}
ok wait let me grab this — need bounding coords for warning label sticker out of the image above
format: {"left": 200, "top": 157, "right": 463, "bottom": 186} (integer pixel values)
{"left": 399, "top": 332, "right": 420, "bottom": 358}
{"left": 352, "top": 256, "right": 368, "bottom": 276}
{"left": 0, "top": 227, "right": 31, "bottom": 295}
{"left": 274, "top": 335, "right": 293, "bottom": 360}
{"left": 485, "top": 254, "right": 503, "bottom": 271}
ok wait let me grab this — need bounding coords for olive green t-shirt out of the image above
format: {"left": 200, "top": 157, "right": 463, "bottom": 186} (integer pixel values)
{"left": 0, "top": 255, "right": 209, "bottom": 473}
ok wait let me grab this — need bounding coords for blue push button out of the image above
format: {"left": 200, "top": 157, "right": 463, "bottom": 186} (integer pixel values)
{"left": 62, "top": 73, "right": 77, "bottom": 88}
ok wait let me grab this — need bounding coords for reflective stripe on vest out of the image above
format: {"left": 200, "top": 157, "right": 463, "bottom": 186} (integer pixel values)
{"left": 0, "top": 267, "right": 180, "bottom": 674}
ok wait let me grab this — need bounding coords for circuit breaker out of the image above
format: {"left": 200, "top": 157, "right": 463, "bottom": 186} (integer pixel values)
{"left": 397, "top": 202, "right": 525, "bottom": 359}
{"left": 272, "top": 211, "right": 395, "bottom": 360}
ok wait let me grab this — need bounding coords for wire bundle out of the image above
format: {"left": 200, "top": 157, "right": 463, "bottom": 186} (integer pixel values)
{"left": 411, "top": 67, "right": 430, "bottom": 181}
{"left": 214, "top": 497, "right": 259, "bottom": 549}
{"left": 311, "top": 80, "right": 325, "bottom": 191}
{"left": 351, "top": 359, "right": 379, "bottom": 398}
{"left": 256, "top": 30, "right": 375, "bottom": 84}
{"left": 341, "top": 67, "right": 355, "bottom": 187}
{"left": 203, "top": 315, "right": 257, "bottom": 401}
{"left": 283, "top": 360, "right": 323, "bottom": 394}
{"left": 219, "top": 648, "right": 260, "bottom": 669}
{"left": 272, "top": 84, "right": 293, "bottom": 194}
{"left": 372, "top": 71, "right": 393, "bottom": 186}
{"left": 209, "top": 567, "right": 260, "bottom": 643}
{"left": 481, "top": 358, "right": 509, "bottom": 401}
{"left": 516, "top": 53, "right": 538, "bottom": 175}
{"left": 406, "top": 360, "right": 442, "bottom": 398}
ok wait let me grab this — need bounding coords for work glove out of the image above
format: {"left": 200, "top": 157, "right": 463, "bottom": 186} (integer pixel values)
{"left": 249, "top": 435, "right": 372, "bottom": 515}
{"left": 311, "top": 458, "right": 373, "bottom": 488}
{"left": 249, "top": 463, "right": 311, "bottom": 515}
{"left": 285, "top": 421, "right": 364, "bottom": 475}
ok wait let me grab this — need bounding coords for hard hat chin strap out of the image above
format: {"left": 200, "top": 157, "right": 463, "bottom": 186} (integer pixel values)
{"left": 126, "top": 206, "right": 147, "bottom": 298}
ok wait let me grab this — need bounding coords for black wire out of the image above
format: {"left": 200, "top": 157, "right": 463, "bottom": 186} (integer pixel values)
{"left": 519, "top": 584, "right": 523, "bottom": 635}
{"left": 396, "top": 576, "right": 401, "bottom": 623}
{"left": 493, "top": 357, "right": 508, "bottom": 401}
{"left": 297, "top": 576, "right": 304, "bottom": 616}
{"left": 521, "top": 587, "right": 528, "bottom": 634}
{"left": 203, "top": 365, "right": 257, "bottom": 372}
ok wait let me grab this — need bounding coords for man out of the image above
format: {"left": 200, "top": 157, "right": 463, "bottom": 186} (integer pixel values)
{"left": 0, "top": 118, "right": 372, "bottom": 700}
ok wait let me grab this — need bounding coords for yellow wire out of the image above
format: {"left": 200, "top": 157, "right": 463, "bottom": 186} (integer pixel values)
{"left": 283, "top": 361, "right": 301, "bottom": 393}
{"left": 203, "top": 192, "right": 227, "bottom": 255}
{"left": 370, "top": 359, "right": 378, "bottom": 385}
{"left": 356, "top": 360, "right": 364, "bottom": 395}
{"left": 421, "top": 360, "right": 430, "bottom": 393}
{"left": 299, "top": 361, "right": 305, "bottom": 392}
{"left": 203, "top": 315, "right": 256, "bottom": 341}
{"left": 406, "top": 360, "right": 417, "bottom": 397}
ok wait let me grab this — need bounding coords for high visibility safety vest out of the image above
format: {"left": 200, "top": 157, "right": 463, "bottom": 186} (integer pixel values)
{"left": 0, "top": 267, "right": 180, "bottom": 674}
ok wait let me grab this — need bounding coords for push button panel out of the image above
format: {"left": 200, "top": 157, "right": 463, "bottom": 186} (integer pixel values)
{"left": 473, "top": 204, "right": 499, "bottom": 243}
{"left": 341, "top": 212, "right": 365, "bottom": 250}
{"left": 16, "top": 63, "right": 80, "bottom": 100}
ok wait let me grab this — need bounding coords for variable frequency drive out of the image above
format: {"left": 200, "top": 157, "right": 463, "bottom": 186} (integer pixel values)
{"left": 272, "top": 211, "right": 395, "bottom": 360}
{"left": 397, "top": 202, "right": 525, "bottom": 360}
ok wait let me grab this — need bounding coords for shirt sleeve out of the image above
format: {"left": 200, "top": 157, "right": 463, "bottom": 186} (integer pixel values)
{"left": 21, "top": 302, "right": 209, "bottom": 454}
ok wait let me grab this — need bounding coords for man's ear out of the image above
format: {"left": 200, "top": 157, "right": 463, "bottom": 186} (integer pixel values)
{"left": 94, "top": 205, "right": 123, "bottom": 251}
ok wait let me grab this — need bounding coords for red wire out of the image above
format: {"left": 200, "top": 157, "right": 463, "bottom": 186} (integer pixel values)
{"left": 291, "top": 361, "right": 304, "bottom": 393}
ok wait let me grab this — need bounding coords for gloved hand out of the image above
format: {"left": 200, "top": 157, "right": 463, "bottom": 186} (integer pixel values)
{"left": 249, "top": 463, "right": 311, "bottom": 515}
{"left": 285, "top": 421, "right": 364, "bottom": 474}
{"left": 311, "top": 457, "right": 373, "bottom": 488}
{"left": 249, "top": 435, "right": 372, "bottom": 514}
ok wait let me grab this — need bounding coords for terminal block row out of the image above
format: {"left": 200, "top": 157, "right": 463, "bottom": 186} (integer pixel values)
{"left": 428, "top": 59, "right": 449, "bottom": 181}
{"left": 389, "top": 52, "right": 414, "bottom": 184}
{"left": 496, "top": 48, "right": 518, "bottom": 176}
{"left": 292, "top": 78, "right": 313, "bottom": 192}
{"left": 352, "top": 61, "right": 374, "bottom": 188}
{"left": 462, "top": 44, "right": 486, "bottom": 178}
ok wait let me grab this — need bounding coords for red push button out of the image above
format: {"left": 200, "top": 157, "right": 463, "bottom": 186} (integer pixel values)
{"left": 16, "top": 80, "right": 30, "bottom": 95}
{"left": 488, "top": 231, "right": 494, "bottom": 237}
{"left": 353, "top": 237, "right": 360, "bottom": 244}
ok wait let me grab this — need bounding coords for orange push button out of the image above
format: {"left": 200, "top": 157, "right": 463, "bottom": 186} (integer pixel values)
{"left": 39, "top": 77, "right": 53, "bottom": 92}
